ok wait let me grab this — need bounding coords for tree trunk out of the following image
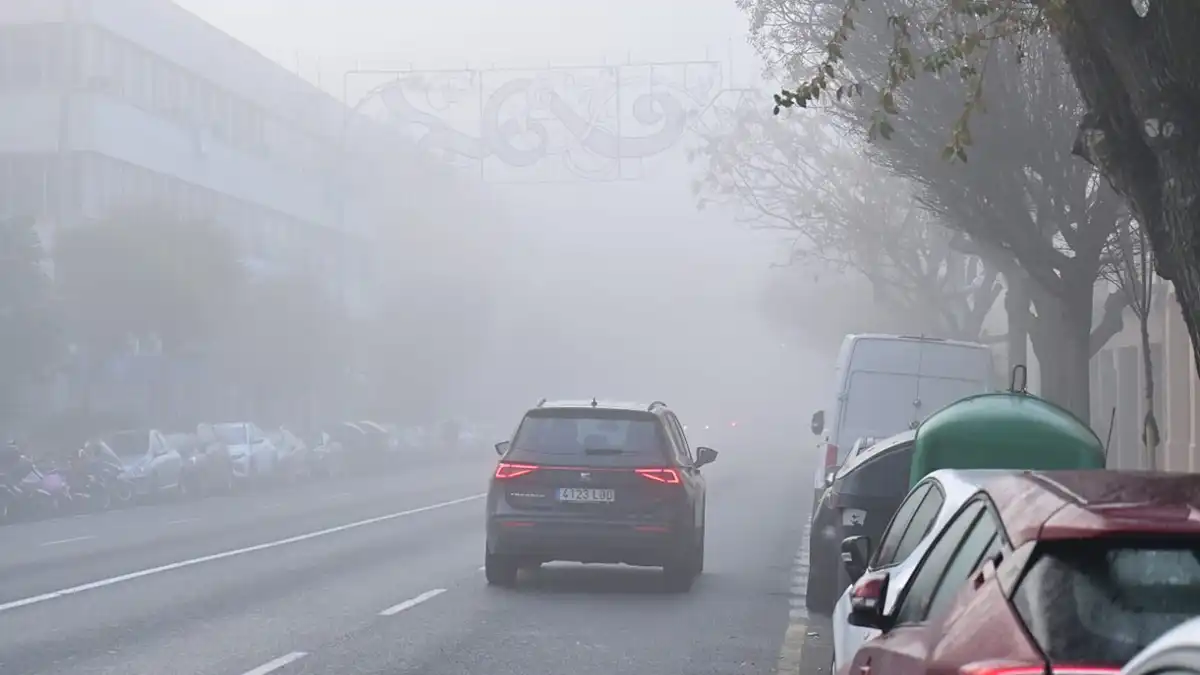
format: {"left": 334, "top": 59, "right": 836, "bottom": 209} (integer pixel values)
{"left": 1004, "top": 272, "right": 1029, "bottom": 373}
{"left": 1047, "top": 3, "right": 1200, "bottom": 386}
{"left": 1138, "top": 311, "right": 1161, "bottom": 470}
{"left": 1029, "top": 287, "right": 1093, "bottom": 422}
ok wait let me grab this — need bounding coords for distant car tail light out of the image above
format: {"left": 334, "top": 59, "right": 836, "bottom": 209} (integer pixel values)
{"left": 823, "top": 443, "right": 838, "bottom": 469}
{"left": 961, "top": 663, "right": 1120, "bottom": 675}
{"left": 635, "top": 468, "right": 681, "bottom": 484}
{"left": 494, "top": 462, "right": 538, "bottom": 479}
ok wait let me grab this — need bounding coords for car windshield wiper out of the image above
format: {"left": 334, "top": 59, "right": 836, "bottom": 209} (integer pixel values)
{"left": 584, "top": 447, "right": 626, "bottom": 455}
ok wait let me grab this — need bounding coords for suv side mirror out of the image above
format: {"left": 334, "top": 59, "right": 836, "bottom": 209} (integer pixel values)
{"left": 841, "top": 535, "right": 872, "bottom": 582}
{"left": 847, "top": 570, "right": 892, "bottom": 631}
{"left": 494, "top": 440, "right": 511, "bottom": 456}
{"left": 810, "top": 410, "right": 825, "bottom": 435}
{"left": 695, "top": 446, "right": 718, "bottom": 467}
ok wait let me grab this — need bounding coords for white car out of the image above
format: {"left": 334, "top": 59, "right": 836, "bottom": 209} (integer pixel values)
{"left": 1122, "top": 616, "right": 1200, "bottom": 675}
{"left": 830, "top": 469, "right": 1007, "bottom": 672}
{"left": 212, "top": 422, "right": 279, "bottom": 479}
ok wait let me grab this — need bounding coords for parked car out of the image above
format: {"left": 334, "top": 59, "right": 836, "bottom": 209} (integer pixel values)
{"left": 1121, "top": 616, "right": 1200, "bottom": 675}
{"left": 271, "top": 426, "right": 312, "bottom": 481}
{"left": 307, "top": 430, "right": 347, "bottom": 478}
{"left": 839, "top": 470, "right": 1200, "bottom": 675}
{"left": 356, "top": 420, "right": 397, "bottom": 460}
{"left": 829, "top": 468, "right": 983, "bottom": 672}
{"left": 104, "top": 429, "right": 184, "bottom": 500}
{"left": 169, "top": 430, "right": 234, "bottom": 496}
{"left": 212, "top": 422, "right": 279, "bottom": 480}
{"left": 807, "top": 431, "right": 917, "bottom": 614}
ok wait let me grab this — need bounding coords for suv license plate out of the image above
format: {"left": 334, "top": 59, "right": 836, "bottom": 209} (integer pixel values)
{"left": 557, "top": 488, "right": 615, "bottom": 503}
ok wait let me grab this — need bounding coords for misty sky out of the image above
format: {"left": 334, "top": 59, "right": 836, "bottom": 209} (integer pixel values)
{"left": 173, "top": 0, "right": 826, "bottom": 442}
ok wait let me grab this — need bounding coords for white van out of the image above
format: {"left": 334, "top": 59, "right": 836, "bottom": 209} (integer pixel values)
{"left": 809, "top": 334, "right": 996, "bottom": 504}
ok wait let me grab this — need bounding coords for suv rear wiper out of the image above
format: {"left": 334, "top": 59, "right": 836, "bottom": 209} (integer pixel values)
{"left": 584, "top": 448, "right": 626, "bottom": 455}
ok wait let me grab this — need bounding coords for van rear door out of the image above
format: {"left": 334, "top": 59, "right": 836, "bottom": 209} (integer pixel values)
{"left": 834, "top": 338, "right": 923, "bottom": 450}
{"left": 915, "top": 342, "right": 994, "bottom": 420}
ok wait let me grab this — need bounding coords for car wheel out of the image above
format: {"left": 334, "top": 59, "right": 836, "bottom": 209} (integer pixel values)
{"left": 662, "top": 544, "right": 698, "bottom": 593}
{"left": 804, "top": 537, "right": 838, "bottom": 615}
{"left": 484, "top": 549, "right": 518, "bottom": 587}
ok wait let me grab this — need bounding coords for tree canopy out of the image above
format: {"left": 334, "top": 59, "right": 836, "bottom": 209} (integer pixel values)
{"left": 0, "top": 217, "right": 58, "bottom": 424}
{"left": 758, "top": 0, "right": 1200, "bottom": 388}
{"left": 734, "top": 0, "right": 1135, "bottom": 416}
{"left": 694, "top": 102, "right": 999, "bottom": 340}
{"left": 54, "top": 208, "right": 245, "bottom": 358}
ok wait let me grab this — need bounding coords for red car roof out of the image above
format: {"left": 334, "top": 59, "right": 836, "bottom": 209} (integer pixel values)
{"left": 984, "top": 470, "right": 1200, "bottom": 546}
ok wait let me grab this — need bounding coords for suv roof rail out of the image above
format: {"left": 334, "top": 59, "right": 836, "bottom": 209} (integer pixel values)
{"left": 648, "top": 400, "right": 667, "bottom": 410}
{"left": 536, "top": 397, "right": 547, "bottom": 407}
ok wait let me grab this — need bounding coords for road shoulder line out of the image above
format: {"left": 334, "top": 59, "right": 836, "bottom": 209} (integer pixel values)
{"left": 0, "top": 493, "right": 484, "bottom": 614}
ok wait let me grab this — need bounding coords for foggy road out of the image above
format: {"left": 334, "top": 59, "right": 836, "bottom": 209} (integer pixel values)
{"left": 0, "top": 445, "right": 812, "bottom": 675}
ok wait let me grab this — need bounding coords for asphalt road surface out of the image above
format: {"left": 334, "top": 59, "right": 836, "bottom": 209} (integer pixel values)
{"left": 0, "top": 445, "right": 813, "bottom": 675}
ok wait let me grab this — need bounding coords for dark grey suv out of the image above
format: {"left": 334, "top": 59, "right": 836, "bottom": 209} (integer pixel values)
{"left": 485, "top": 399, "right": 718, "bottom": 591}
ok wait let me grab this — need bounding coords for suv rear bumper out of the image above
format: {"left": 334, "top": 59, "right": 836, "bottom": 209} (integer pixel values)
{"left": 487, "top": 516, "right": 689, "bottom": 566}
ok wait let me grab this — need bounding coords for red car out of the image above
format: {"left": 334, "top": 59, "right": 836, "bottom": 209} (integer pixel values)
{"left": 842, "top": 470, "right": 1200, "bottom": 675}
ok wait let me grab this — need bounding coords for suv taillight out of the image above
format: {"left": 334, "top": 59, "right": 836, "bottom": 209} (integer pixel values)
{"left": 823, "top": 443, "right": 838, "bottom": 468}
{"left": 494, "top": 462, "right": 538, "bottom": 479}
{"left": 961, "top": 664, "right": 1120, "bottom": 675}
{"left": 636, "top": 468, "right": 681, "bottom": 484}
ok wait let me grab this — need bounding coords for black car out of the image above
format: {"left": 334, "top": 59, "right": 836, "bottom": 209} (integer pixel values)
{"left": 484, "top": 399, "right": 718, "bottom": 591}
{"left": 804, "top": 429, "right": 915, "bottom": 614}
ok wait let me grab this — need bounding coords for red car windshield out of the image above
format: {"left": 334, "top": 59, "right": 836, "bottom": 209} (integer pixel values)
{"left": 1012, "top": 537, "right": 1200, "bottom": 666}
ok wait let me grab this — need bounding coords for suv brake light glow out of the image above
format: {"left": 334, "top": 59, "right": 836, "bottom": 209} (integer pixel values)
{"left": 636, "top": 468, "right": 681, "bottom": 484}
{"left": 962, "top": 664, "right": 1120, "bottom": 675}
{"left": 494, "top": 462, "right": 538, "bottom": 479}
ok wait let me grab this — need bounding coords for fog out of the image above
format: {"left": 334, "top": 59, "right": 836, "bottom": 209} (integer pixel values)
{"left": 145, "top": 0, "right": 839, "bottom": 445}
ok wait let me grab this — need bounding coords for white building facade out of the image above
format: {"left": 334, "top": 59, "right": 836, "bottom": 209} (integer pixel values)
{"left": 0, "top": 0, "right": 373, "bottom": 313}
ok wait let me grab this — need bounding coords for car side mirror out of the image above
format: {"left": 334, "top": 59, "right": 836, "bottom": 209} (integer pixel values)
{"left": 847, "top": 570, "right": 892, "bottom": 630}
{"left": 494, "top": 440, "right": 511, "bottom": 456}
{"left": 695, "top": 446, "right": 718, "bottom": 467}
{"left": 810, "top": 410, "right": 825, "bottom": 435}
{"left": 841, "top": 535, "right": 872, "bottom": 582}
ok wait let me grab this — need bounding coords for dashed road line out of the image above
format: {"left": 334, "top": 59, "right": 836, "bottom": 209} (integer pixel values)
{"left": 790, "top": 518, "right": 812, "bottom": 621}
{"left": 380, "top": 588, "right": 447, "bottom": 616}
{"left": 777, "top": 621, "right": 808, "bottom": 675}
{"left": 165, "top": 517, "right": 201, "bottom": 525}
{"left": 39, "top": 535, "right": 97, "bottom": 547}
{"left": 241, "top": 651, "right": 307, "bottom": 675}
{"left": 0, "top": 493, "right": 484, "bottom": 614}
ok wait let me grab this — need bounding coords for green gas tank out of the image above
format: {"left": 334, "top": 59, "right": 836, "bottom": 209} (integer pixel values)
{"left": 910, "top": 367, "right": 1105, "bottom": 486}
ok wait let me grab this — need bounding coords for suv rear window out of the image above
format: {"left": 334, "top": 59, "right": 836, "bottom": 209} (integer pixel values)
{"left": 1013, "top": 538, "right": 1200, "bottom": 666}
{"left": 511, "top": 409, "right": 667, "bottom": 459}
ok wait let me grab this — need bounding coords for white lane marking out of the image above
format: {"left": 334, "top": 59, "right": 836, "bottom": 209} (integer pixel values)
{"left": 165, "top": 517, "right": 201, "bottom": 525}
{"left": 39, "top": 535, "right": 97, "bottom": 547}
{"left": 379, "top": 588, "right": 447, "bottom": 616}
{"left": 241, "top": 651, "right": 307, "bottom": 675}
{"left": 790, "top": 517, "right": 813, "bottom": 621}
{"left": 477, "top": 565, "right": 486, "bottom": 573}
{"left": 0, "top": 493, "right": 484, "bottom": 614}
